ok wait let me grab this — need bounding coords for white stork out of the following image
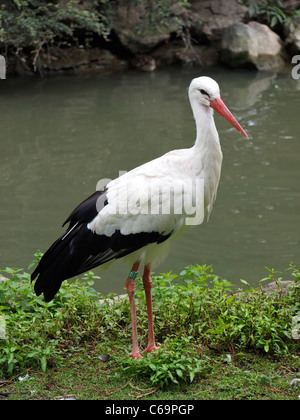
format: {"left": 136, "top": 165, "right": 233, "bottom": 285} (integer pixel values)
{"left": 32, "top": 76, "right": 248, "bottom": 359}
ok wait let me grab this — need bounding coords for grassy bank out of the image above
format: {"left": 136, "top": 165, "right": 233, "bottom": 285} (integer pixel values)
{"left": 0, "top": 257, "right": 299, "bottom": 400}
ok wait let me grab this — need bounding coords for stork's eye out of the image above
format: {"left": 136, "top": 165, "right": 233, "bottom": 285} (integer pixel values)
{"left": 199, "top": 89, "right": 209, "bottom": 97}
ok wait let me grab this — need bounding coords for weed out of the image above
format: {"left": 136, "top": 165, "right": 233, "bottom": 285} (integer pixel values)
{"left": 0, "top": 256, "right": 299, "bottom": 385}
{"left": 119, "top": 336, "right": 212, "bottom": 388}
{"left": 241, "top": 0, "right": 300, "bottom": 27}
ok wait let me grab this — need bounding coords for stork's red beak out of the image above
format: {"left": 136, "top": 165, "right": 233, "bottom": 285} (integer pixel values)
{"left": 209, "top": 97, "right": 248, "bottom": 139}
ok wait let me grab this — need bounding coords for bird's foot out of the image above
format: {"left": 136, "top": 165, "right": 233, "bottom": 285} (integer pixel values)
{"left": 130, "top": 350, "right": 143, "bottom": 360}
{"left": 142, "top": 344, "right": 160, "bottom": 354}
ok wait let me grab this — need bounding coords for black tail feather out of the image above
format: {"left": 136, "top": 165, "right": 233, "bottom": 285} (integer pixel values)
{"left": 31, "top": 189, "right": 108, "bottom": 302}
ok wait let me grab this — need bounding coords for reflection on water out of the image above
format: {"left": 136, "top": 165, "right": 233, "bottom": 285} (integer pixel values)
{"left": 0, "top": 67, "right": 299, "bottom": 294}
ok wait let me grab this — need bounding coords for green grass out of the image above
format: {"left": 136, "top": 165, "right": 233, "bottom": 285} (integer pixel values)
{"left": 2, "top": 350, "right": 299, "bottom": 400}
{"left": 0, "top": 255, "right": 299, "bottom": 400}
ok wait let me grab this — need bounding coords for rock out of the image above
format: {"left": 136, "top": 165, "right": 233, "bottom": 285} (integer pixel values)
{"left": 99, "top": 294, "right": 127, "bottom": 306}
{"left": 283, "top": 0, "right": 300, "bottom": 12}
{"left": 261, "top": 280, "right": 296, "bottom": 298}
{"left": 285, "top": 16, "right": 300, "bottom": 55}
{"left": 153, "top": 40, "right": 219, "bottom": 67}
{"left": 233, "top": 280, "right": 296, "bottom": 302}
{"left": 189, "top": 0, "right": 248, "bottom": 43}
{"left": 130, "top": 55, "right": 156, "bottom": 72}
{"left": 176, "top": 44, "right": 219, "bottom": 66}
{"left": 221, "top": 22, "right": 288, "bottom": 71}
{"left": 112, "top": 0, "right": 187, "bottom": 54}
{"left": 38, "top": 47, "right": 127, "bottom": 74}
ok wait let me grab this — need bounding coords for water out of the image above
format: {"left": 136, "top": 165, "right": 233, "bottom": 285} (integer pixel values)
{"left": 0, "top": 67, "right": 299, "bottom": 294}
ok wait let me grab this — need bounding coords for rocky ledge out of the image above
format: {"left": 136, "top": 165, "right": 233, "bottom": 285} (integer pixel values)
{"left": 5, "top": 0, "right": 300, "bottom": 76}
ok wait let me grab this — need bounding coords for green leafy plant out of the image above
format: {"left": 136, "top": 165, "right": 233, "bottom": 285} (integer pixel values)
{"left": 0, "top": 255, "right": 105, "bottom": 376}
{"left": 133, "top": 264, "right": 298, "bottom": 355}
{"left": 241, "top": 0, "right": 295, "bottom": 27}
{"left": 119, "top": 336, "right": 212, "bottom": 388}
{"left": 0, "top": 0, "right": 112, "bottom": 47}
{"left": 134, "top": 0, "right": 191, "bottom": 34}
{"left": 0, "top": 256, "right": 298, "bottom": 380}
{"left": 0, "top": 0, "right": 113, "bottom": 71}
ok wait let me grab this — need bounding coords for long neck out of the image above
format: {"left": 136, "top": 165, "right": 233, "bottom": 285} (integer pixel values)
{"left": 191, "top": 99, "right": 219, "bottom": 150}
{"left": 188, "top": 97, "right": 223, "bottom": 217}
{"left": 188, "top": 97, "right": 223, "bottom": 190}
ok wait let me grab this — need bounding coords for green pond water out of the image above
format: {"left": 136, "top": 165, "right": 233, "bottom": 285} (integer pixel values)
{"left": 0, "top": 66, "right": 299, "bottom": 294}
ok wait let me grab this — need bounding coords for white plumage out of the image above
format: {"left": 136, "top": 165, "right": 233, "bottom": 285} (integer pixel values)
{"left": 89, "top": 78, "right": 225, "bottom": 265}
{"left": 32, "top": 76, "right": 248, "bottom": 359}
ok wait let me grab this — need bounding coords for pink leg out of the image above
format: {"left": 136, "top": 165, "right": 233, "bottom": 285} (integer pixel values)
{"left": 125, "top": 261, "right": 141, "bottom": 359}
{"left": 142, "top": 264, "right": 160, "bottom": 353}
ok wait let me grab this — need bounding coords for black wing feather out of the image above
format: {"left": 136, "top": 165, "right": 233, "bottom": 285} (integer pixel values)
{"left": 31, "top": 187, "right": 172, "bottom": 302}
{"left": 62, "top": 188, "right": 107, "bottom": 228}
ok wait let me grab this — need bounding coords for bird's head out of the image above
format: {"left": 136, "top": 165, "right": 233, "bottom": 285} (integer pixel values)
{"left": 189, "top": 76, "right": 248, "bottom": 139}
